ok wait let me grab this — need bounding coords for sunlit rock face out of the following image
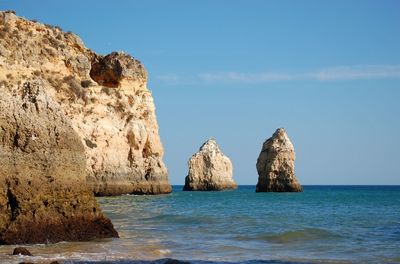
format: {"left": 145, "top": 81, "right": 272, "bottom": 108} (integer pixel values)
{"left": 183, "top": 138, "right": 237, "bottom": 191}
{"left": 0, "top": 11, "right": 171, "bottom": 196}
{"left": 256, "top": 128, "right": 302, "bottom": 192}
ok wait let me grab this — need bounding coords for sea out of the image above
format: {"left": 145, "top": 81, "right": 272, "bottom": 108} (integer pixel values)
{"left": 1, "top": 185, "right": 399, "bottom": 264}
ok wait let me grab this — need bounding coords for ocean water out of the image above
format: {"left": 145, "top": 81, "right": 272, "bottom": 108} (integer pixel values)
{"left": 1, "top": 186, "right": 400, "bottom": 264}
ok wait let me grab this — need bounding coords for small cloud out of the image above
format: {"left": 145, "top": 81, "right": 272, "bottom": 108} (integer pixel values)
{"left": 313, "top": 65, "right": 400, "bottom": 81}
{"left": 154, "top": 65, "right": 400, "bottom": 86}
{"left": 155, "top": 74, "right": 181, "bottom": 85}
{"left": 199, "top": 72, "right": 295, "bottom": 83}
{"left": 198, "top": 64, "right": 400, "bottom": 84}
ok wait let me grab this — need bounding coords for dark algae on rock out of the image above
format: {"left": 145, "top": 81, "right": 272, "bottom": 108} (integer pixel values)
{"left": 12, "top": 247, "right": 32, "bottom": 256}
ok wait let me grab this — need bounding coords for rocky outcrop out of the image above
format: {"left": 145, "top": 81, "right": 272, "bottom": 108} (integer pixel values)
{"left": 0, "top": 11, "right": 171, "bottom": 196}
{"left": 0, "top": 80, "right": 118, "bottom": 244}
{"left": 13, "top": 247, "right": 32, "bottom": 256}
{"left": 256, "top": 128, "right": 302, "bottom": 192}
{"left": 183, "top": 138, "right": 237, "bottom": 191}
{"left": 90, "top": 52, "right": 147, "bottom": 88}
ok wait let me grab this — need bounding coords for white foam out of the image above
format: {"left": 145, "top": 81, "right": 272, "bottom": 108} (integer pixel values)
{"left": 158, "top": 249, "right": 172, "bottom": 255}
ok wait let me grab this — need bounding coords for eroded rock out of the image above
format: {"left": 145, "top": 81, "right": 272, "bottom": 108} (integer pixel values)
{"left": 0, "top": 81, "right": 118, "bottom": 244}
{"left": 256, "top": 128, "right": 302, "bottom": 192}
{"left": 0, "top": 11, "right": 171, "bottom": 196}
{"left": 90, "top": 52, "right": 147, "bottom": 88}
{"left": 13, "top": 247, "right": 32, "bottom": 256}
{"left": 183, "top": 138, "right": 237, "bottom": 191}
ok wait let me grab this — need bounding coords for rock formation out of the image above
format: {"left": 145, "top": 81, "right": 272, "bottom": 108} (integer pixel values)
{"left": 0, "top": 11, "right": 171, "bottom": 196}
{"left": 13, "top": 247, "right": 32, "bottom": 256}
{"left": 256, "top": 128, "right": 302, "bottom": 192}
{"left": 0, "top": 80, "right": 118, "bottom": 244}
{"left": 183, "top": 138, "right": 237, "bottom": 191}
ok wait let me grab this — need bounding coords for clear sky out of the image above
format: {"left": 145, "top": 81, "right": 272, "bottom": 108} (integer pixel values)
{"left": 2, "top": 0, "right": 400, "bottom": 185}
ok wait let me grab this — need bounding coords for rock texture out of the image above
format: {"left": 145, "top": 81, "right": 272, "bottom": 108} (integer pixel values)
{"left": 0, "top": 11, "right": 171, "bottom": 196}
{"left": 183, "top": 138, "right": 237, "bottom": 191}
{"left": 0, "top": 80, "right": 118, "bottom": 244}
{"left": 256, "top": 128, "right": 302, "bottom": 192}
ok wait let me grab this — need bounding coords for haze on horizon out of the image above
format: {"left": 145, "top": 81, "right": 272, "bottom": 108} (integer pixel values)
{"left": 3, "top": 0, "right": 399, "bottom": 185}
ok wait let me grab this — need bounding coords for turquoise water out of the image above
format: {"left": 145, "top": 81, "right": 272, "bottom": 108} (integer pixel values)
{"left": 1, "top": 186, "right": 400, "bottom": 264}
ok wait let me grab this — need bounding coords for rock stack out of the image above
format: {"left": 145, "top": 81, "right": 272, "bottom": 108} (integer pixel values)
{"left": 256, "top": 128, "right": 302, "bottom": 192}
{"left": 183, "top": 138, "right": 237, "bottom": 191}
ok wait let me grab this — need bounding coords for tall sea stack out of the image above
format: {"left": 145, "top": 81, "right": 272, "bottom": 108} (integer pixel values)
{"left": 183, "top": 138, "right": 237, "bottom": 191}
{"left": 256, "top": 128, "right": 302, "bottom": 192}
{"left": 0, "top": 11, "right": 171, "bottom": 196}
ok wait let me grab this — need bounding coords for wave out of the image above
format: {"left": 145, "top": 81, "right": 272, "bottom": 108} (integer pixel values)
{"left": 235, "top": 228, "right": 341, "bottom": 244}
{"left": 68, "top": 259, "right": 326, "bottom": 264}
{"left": 142, "top": 214, "right": 217, "bottom": 225}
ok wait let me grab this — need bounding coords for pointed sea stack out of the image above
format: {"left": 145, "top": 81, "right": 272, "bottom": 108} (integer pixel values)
{"left": 256, "top": 128, "right": 302, "bottom": 192}
{"left": 183, "top": 138, "right": 237, "bottom": 191}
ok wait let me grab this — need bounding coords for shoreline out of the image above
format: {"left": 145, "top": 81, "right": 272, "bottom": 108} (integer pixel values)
{"left": 1, "top": 186, "right": 399, "bottom": 264}
{"left": 0, "top": 256, "right": 358, "bottom": 264}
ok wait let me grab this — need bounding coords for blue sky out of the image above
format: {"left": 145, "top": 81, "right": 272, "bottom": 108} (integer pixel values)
{"left": 2, "top": 0, "right": 400, "bottom": 184}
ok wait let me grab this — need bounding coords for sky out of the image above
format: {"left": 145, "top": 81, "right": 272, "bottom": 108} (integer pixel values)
{"left": 2, "top": 0, "right": 400, "bottom": 185}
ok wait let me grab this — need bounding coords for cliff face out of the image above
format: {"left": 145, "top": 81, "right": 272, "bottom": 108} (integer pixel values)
{"left": 256, "top": 128, "right": 302, "bottom": 192}
{"left": 0, "top": 11, "right": 171, "bottom": 195}
{"left": 0, "top": 80, "right": 118, "bottom": 244}
{"left": 183, "top": 138, "right": 237, "bottom": 191}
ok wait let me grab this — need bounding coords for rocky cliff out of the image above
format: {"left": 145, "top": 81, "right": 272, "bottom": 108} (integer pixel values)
{"left": 0, "top": 79, "right": 118, "bottom": 244}
{"left": 183, "top": 138, "right": 237, "bottom": 191}
{"left": 256, "top": 128, "right": 302, "bottom": 192}
{"left": 0, "top": 11, "right": 171, "bottom": 196}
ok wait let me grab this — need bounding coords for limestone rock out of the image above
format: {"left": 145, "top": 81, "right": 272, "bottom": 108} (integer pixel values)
{"left": 256, "top": 128, "right": 302, "bottom": 192}
{"left": 90, "top": 52, "right": 147, "bottom": 88}
{"left": 0, "top": 80, "right": 118, "bottom": 244}
{"left": 183, "top": 139, "right": 237, "bottom": 191}
{"left": 0, "top": 11, "right": 171, "bottom": 196}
